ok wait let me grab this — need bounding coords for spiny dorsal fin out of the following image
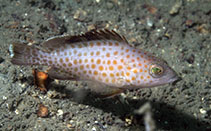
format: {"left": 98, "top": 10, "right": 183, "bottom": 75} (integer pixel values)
{"left": 42, "top": 29, "right": 129, "bottom": 51}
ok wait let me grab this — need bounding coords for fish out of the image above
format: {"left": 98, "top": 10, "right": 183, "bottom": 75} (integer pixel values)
{"left": 10, "top": 29, "right": 179, "bottom": 97}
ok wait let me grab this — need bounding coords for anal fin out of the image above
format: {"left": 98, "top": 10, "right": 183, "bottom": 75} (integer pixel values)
{"left": 48, "top": 67, "right": 79, "bottom": 80}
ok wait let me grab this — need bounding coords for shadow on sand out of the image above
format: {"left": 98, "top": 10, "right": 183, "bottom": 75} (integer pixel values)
{"left": 48, "top": 82, "right": 210, "bottom": 131}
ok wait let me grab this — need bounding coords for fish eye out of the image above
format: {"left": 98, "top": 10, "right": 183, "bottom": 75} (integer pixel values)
{"left": 149, "top": 64, "right": 164, "bottom": 78}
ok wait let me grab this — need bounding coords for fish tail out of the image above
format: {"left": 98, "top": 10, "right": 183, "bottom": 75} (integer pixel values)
{"left": 10, "top": 43, "right": 47, "bottom": 65}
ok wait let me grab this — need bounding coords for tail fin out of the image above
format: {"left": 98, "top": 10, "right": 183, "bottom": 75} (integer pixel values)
{"left": 10, "top": 43, "right": 45, "bottom": 65}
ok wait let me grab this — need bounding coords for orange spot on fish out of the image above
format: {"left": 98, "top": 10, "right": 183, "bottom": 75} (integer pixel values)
{"left": 102, "top": 60, "right": 105, "bottom": 64}
{"left": 140, "top": 76, "right": 144, "bottom": 79}
{"left": 86, "top": 64, "right": 90, "bottom": 68}
{"left": 74, "top": 67, "right": 78, "bottom": 72}
{"left": 99, "top": 66, "right": 104, "bottom": 71}
{"left": 73, "top": 59, "right": 77, "bottom": 64}
{"left": 88, "top": 70, "right": 92, "bottom": 74}
{"left": 112, "top": 79, "right": 115, "bottom": 83}
{"left": 116, "top": 72, "right": 120, "bottom": 76}
{"left": 106, "top": 53, "right": 110, "bottom": 57}
{"left": 144, "top": 65, "right": 148, "bottom": 68}
{"left": 118, "top": 65, "right": 123, "bottom": 70}
{"left": 121, "top": 71, "right": 124, "bottom": 76}
{"left": 96, "top": 51, "right": 100, "bottom": 56}
{"left": 105, "top": 78, "right": 109, "bottom": 83}
{"left": 97, "top": 59, "right": 101, "bottom": 64}
{"left": 107, "top": 60, "right": 111, "bottom": 65}
{"left": 113, "top": 60, "right": 117, "bottom": 64}
{"left": 94, "top": 70, "right": 98, "bottom": 75}
{"left": 110, "top": 73, "right": 114, "bottom": 77}
{"left": 90, "top": 42, "right": 94, "bottom": 47}
{"left": 65, "top": 58, "right": 69, "bottom": 62}
{"left": 59, "top": 58, "right": 63, "bottom": 63}
{"left": 68, "top": 63, "right": 72, "bottom": 67}
{"left": 91, "top": 64, "right": 96, "bottom": 69}
{"left": 80, "top": 65, "right": 84, "bottom": 70}
{"left": 126, "top": 72, "right": 130, "bottom": 76}
{"left": 102, "top": 72, "right": 107, "bottom": 77}
{"left": 84, "top": 59, "right": 88, "bottom": 63}
{"left": 78, "top": 53, "right": 82, "bottom": 57}
{"left": 97, "top": 42, "right": 101, "bottom": 46}
{"left": 126, "top": 79, "right": 131, "bottom": 83}
{"left": 139, "top": 69, "right": 143, "bottom": 72}
{"left": 109, "top": 66, "right": 114, "bottom": 71}
{"left": 79, "top": 59, "right": 82, "bottom": 64}
{"left": 109, "top": 42, "right": 113, "bottom": 46}
{"left": 91, "top": 58, "right": 94, "bottom": 63}
{"left": 127, "top": 66, "right": 131, "bottom": 70}
{"left": 113, "top": 51, "right": 118, "bottom": 55}
{"left": 133, "top": 69, "right": 138, "bottom": 73}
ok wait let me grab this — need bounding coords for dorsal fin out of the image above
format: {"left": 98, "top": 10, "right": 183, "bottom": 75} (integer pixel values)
{"left": 42, "top": 29, "right": 129, "bottom": 51}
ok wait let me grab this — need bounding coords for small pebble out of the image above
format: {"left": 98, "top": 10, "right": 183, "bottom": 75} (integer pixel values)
{"left": 37, "top": 104, "right": 48, "bottom": 118}
{"left": 57, "top": 109, "right": 63, "bottom": 116}
{"left": 169, "top": 0, "right": 182, "bottom": 15}
{"left": 200, "top": 108, "right": 207, "bottom": 114}
{"left": 73, "top": 9, "right": 87, "bottom": 21}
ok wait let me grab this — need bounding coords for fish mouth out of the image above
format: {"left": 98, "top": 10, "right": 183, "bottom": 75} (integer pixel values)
{"left": 169, "top": 74, "right": 182, "bottom": 85}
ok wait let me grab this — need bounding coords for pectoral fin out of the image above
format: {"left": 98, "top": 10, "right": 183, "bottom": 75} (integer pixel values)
{"left": 48, "top": 67, "right": 79, "bottom": 80}
{"left": 86, "top": 81, "right": 125, "bottom": 98}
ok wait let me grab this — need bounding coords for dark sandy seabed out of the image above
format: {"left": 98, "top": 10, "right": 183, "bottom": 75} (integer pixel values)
{"left": 0, "top": 0, "right": 211, "bottom": 131}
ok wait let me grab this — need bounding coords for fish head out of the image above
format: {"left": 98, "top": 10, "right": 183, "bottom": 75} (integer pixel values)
{"left": 136, "top": 56, "right": 180, "bottom": 88}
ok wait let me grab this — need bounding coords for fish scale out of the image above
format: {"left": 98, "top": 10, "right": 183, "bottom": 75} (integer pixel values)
{"left": 10, "top": 29, "right": 179, "bottom": 96}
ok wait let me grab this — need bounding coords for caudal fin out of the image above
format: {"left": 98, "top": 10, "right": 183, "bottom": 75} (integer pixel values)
{"left": 10, "top": 43, "right": 45, "bottom": 65}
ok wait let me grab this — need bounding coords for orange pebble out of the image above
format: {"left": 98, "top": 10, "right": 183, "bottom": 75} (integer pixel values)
{"left": 37, "top": 104, "right": 48, "bottom": 118}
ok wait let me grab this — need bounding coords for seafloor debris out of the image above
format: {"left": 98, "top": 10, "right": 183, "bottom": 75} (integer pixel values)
{"left": 37, "top": 104, "right": 49, "bottom": 118}
{"left": 135, "top": 102, "right": 156, "bottom": 131}
{"left": 32, "top": 69, "right": 50, "bottom": 93}
{"left": 73, "top": 8, "right": 87, "bottom": 22}
{"left": 169, "top": 0, "right": 182, "bottom": 15}
{"left": 196, "top": 24, "right": 210, "bottom": 35}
